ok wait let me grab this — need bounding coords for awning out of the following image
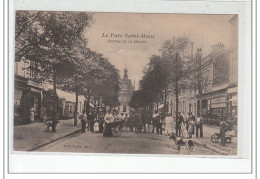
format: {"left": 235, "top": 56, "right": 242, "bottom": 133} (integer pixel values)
{"left": 228, "top": 95, "right": 237, "bottom": 106}
{"left": 228, "top": 95, "right": 237, "bottom": 101}
{"left": 211, "top": 103, "right": 226, "bottom": 108}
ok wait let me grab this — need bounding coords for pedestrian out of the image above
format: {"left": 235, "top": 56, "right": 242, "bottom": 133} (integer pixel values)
{"left": 164, "top": 113, "right": 174, "bottom": 135}
{"left": 125, "top": 114, "right": 129, "bottom": 131}
{"left": 80, "top": 111, "right": 87, "bottom": 133}
{"left": 233, "top": 114, "right": 237, "bottom": 136}
{"left": 119, "top": 113, "right": 125, "bottom": 132}
{"left": 153, "top": 111, "right": 159, "bottom": 134}
{"left": 103, "top": 110, "right": 114, "bottom": 137}
{"left": 176, "top": 112, "right": 184, "bottom": 136}
{"left": 188, "top": 120, "right": 195, "bottom": 138}
{"left": 195, "top": 116, "right": 203, "bottom": 138}
{"left": 30, "top": 106, "right": 36, "bottom": 123}
{"left": 136, "top": 113, "right": 142, "bottom": 133}
{"left": 187, "top": 112, "right": 195, "bottom": 135}
{"left": 99, "top": 112, "right": 104, "bottom": 133}
{"left": 141, "top": 111, "right": 146, "bottom": 133}
{"left": 219, "top": 117, "right": 228, "bottom": 146}
{"left": 94, "top": 119, "right": 99, "bottom": 133}
{"left": 88, "top": 111, "right": 95, "bottom": 132}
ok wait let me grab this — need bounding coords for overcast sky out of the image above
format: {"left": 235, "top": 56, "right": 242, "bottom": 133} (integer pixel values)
{"left": 84, "top": 13, "right": 235, "bottom": 89}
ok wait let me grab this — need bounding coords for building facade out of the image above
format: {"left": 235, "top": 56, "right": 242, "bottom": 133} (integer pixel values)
{"left": 167, "top": 15, "right": 238, "bottom": 123}
{"left": 14, "top": 60, "right": 45, "bottom": 124}
{"left": 14, "top": 60, "right": 86, "bottom": 124}
{"left": 117, "top": 68, "right": 134, "bottom": 115}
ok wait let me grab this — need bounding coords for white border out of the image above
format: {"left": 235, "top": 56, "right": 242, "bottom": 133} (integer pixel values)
{"left": 7, "top": 0, "right": 252, "bottom": 174}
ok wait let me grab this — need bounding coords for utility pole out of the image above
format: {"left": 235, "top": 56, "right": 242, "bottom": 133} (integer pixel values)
{"left": 197, "top": 48, "right": 202, "bottom": 117}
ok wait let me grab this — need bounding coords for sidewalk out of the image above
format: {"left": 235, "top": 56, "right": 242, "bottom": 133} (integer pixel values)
{"left": 191, "top": 125, "right": 237, "bottom": 155}
{"left": 13, "top": 119, "right": 81, "bottom": 151}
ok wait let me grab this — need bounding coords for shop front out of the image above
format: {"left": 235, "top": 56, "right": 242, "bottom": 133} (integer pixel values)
{"left": 227, "top": 86, "right": 237, "bottom": 121}
{"left": 14, "top": 75, "right": 43, "bottom": 125}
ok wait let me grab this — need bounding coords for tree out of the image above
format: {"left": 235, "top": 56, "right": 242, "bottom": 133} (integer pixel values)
{"left": 15, "top": 11, "right": 94, "bottom": 131}
{"left": 160, "top": 37, "right": 190, "bottom": 120}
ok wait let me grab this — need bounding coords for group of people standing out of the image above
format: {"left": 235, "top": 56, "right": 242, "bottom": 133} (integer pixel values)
{"left": 79, "top": 111, "right": 104, "bottom": 133}
{"left": 79, "top": 109, "right": 204, "bottom": 139}
{"left": 149, "top": 111, "right": 204, "bottom": 139}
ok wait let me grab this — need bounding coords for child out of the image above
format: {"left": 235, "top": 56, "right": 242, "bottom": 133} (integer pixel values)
{"left": 94, "top": 120, "right": 99, "bottom": 133}
{"left": 188, "top": 120, "right": 195, "bottom": 138}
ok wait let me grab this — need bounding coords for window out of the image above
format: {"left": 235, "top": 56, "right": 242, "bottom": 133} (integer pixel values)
{"left": 123, "top": 105, "right": 126, "bottom": 112}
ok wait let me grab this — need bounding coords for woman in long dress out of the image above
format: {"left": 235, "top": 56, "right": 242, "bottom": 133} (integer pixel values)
{"left": 103, "top": 110, "right": 114, "bottom": 137}
{"left": 164, "top": 113, "right": 173, "bottom": 135}
{"left": 30, "top": 106, "right": 36, "bottom": 123}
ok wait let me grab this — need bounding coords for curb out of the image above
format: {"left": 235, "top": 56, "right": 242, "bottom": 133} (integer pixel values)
{"left": 28, "top": 128, "right": 82, "bottom": 151}
{"left": 192, "top": 140, "right": 229, "bottom": 155}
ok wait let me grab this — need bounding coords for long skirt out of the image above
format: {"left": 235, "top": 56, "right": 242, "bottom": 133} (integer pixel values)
{"left": 103, "top": 123, "right": 113, "bottom": 136}
{"left": 165, "top": 123, "right": 172, "bottom": 134}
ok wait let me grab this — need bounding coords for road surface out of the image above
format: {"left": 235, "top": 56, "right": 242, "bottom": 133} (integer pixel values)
{"left": 36, "top": 131, "right": 219, "bottom": 155}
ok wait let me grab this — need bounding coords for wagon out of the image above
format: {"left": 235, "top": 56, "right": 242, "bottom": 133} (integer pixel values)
{"left": 210, "top": 133, "right": 233, "bottom": 143}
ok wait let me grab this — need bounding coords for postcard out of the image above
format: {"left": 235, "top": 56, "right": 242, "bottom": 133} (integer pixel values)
{"left": 13, "top": 12, "right": 238, "bottom": 156}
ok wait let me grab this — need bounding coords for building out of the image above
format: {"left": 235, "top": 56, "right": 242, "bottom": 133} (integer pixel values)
{"left": 14, "top": 60, "right": 45, "bottom": 124}
{"left": 117, "top": 68, "right": 134, "bottom": 115}
{"left": 57, "top": 89, "right": 85, "bottom": 119}
{"left": 167, "top": 15, "right": 238, "bottom": 123}
{"left": 14, "top": 60, "right": 87, "bottom": 124}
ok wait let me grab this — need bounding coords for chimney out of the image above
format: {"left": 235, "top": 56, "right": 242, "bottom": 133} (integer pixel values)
{"left": 211, "top": 42, "right": 225, "bottom": 55}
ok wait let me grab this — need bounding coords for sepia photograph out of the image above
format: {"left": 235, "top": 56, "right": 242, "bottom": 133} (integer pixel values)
{"left": 13, "top": 12, "right": 238, "bottom": 156}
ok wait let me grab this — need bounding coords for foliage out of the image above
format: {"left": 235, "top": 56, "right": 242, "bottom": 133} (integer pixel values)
{"left": 15, "top": 11, "right": 120, "bottom": 128}
{"left": 130, "top": 37, "right": 191, "bottom": 115}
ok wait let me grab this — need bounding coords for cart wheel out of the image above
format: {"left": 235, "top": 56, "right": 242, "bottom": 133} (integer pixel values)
{"left": 211, "top": 134, "right": 219, "bottom": 143}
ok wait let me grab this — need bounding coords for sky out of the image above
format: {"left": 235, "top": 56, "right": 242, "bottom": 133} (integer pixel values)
{"left": 84, "top": 13, "right": 235, "bottom": 89}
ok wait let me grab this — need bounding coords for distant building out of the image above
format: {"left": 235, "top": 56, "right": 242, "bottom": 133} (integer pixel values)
{"left": 117, "top": 68, "right": 134, "bottom": 115}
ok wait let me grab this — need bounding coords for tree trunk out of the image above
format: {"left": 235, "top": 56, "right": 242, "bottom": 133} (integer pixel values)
{"left": 94, "top": 97, "right": 97, "bottom": 110}
{"left": 73, "top": 76, "right": 78, "bottom": 126}
{"left": 164, "top": 83, "right": 168, "bottom": 114}
{"left": 86, "top": 89, "right": 91, "bottom": 114}
{"left": 97, "top": 97, "right": 100, "bottom": 117}
{"left": 175, "top": 82, "right": 179, "bottom": 123}
{"left": 52, "top": 66, "right": 57, "bottom": 132}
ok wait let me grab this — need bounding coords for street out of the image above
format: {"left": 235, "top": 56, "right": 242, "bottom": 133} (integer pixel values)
{"left": 36, "top": 131, "right": 219, "bottom": 155}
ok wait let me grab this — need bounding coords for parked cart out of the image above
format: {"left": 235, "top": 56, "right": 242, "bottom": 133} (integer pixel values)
{"left": 211, "top": 133, "right": 233, "bottom": 143}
